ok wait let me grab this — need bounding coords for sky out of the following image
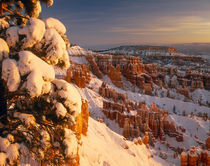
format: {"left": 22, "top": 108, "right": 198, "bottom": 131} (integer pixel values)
{"left": 42, "top": 0, "right": 210, "bottom": 49}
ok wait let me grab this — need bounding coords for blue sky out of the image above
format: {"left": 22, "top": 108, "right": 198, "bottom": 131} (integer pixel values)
{"left": 42, "top": 0, "right": 210, "bottom": 49}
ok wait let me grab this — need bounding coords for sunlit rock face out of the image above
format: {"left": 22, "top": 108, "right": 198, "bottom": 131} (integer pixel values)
{"left": 66, "top": 63, "right": 91, "bottom": 88}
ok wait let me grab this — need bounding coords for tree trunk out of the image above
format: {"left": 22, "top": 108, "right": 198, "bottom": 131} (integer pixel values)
{"left": 0, "top": 79, "right": 7, "bottom": 125}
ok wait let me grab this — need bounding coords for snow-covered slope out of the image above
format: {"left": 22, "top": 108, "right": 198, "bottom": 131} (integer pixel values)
{"left": 68, "top": 46, "right": 94, "bottom": 56}
{"left": 80, "top": 117, "right": 168, "bottom": 166}
{"left": 68, "top": 53, "right": 209, "bottom": 165}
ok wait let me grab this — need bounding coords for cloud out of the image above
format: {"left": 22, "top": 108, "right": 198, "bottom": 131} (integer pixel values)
{"left": 108, "top": 15, "right": 210, "bottom": 36}
{"left": 109, "top": 27, "right": 177, "bottom": 33}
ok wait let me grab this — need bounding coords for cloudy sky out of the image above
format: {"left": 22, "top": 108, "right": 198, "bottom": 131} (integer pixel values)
{"left": 42, "top": 0, "right": 210, "bottom": 48}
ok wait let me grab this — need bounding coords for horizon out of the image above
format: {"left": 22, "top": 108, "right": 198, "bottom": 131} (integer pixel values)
{"left": 42, "top": 0, "right": 210, "bottom": 49}
{"left": 85, "top": 42, "right": 210, "bottom": 50}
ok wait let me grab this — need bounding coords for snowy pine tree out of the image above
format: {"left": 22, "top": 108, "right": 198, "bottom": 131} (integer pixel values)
{"left": 0, "top": 1, "right": 83, "bottom": 165}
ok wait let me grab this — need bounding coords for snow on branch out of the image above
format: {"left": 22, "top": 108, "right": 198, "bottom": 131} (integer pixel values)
{"left": 52, "top": 79, "right": 82, "bottom": 117}
{"left": 0, "top": 38, "right": 9, "bottom": 61}
{"left": 18, "top": 18, "right": 45, "bottom": 49}
{"left": 18, "top": 51, "right": 55, "bottom": 97}
{"left": 45, "top": 17, "right": 66, "bottom": 35}
{"left": 2, "top": 58, "right": 20, "bottom": 92}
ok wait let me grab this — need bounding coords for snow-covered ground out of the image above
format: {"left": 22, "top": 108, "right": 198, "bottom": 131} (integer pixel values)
{"left": 77, "top": 74, "right": 210, "bottom": 117}
{"left": 68, "top": 46, "right": 95, "bottom": 56}
{"left": 80, "top": 117, "right": 168, "bottom": 166}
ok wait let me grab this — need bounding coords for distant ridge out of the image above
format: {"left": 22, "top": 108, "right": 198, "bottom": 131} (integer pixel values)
{"left": 95, "top": 45, "right": 176, "bottom": 53}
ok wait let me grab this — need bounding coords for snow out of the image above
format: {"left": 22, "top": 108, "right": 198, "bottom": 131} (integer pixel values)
{"left": 68, "top": 46, "right": 94, "bottom": 56}
{"left": 190, "top": 88, "right": 210, "bottom": 104}
{"left": 80, "top": 117, "right": 168, "bottom": 166}
{"left": 54, "top": 102, "right": 67, "bottom": 118}
{"left": 13, "top": 112, "right": 36, "bottom": 128}
{"left": 45, "top": 17, "right": 66, "bottom": 34}
{"left": 69, "top": 55, "right": 88, "bottom": 65}
{"left": 164, "top": 75, "right": 170, "bottom": 85}
{"left": 0, "top": 38, "right": 9, "bottom": 61}
{"left": 125, "top": 90, "right": 209, "bottom": 116}
{"left": 63, "top": 50, "right": 70, "bottom": 69}
{"left": 18, "top": 51, "right": 55, "bottom": 97}
{"left": 46, "top": 0, "right": 54, "bottom": 6}
{"left": 170, "top": 115, "right": 209, "bottom": 145}
{"left": 0, "top": 137, "right": 11, "bottom": 152}
{"left": 6, "top": 17, "right": 70, "bottom": 69}
{"left": 52, "top": 79, "right": 82, "bottom": 117}
{"left": 19, "top": 18, "right": 45, "bottom": 49}
{"left": 63, "top": 128, "right": 78, "bottom": 158}
{"left": 0, "top": 138, "right": 19, "bottom": 165}
{"left": 2, "top": 58, "right": 20, "bottom": 92}
{"left": 0, "top": 18, "right": 9, "bottom": 29}
{"left": 29, "top": 0, "right": 41, "bottom": 18}
{"left": 6, "top": 26, "right": 19, "bottom": 48}
{"left": 6, "top": 143, "right": 19, "bottom": 164}
{"left": 54, "top": 66, "right": 67, "bottom": 77}
{"left": 0, "top": 153, "right": 7, "bottom": 165}
{"left": 26, "top": 70, "right": 49, "bottom": 97}
{"left": 19, "top": 143, "right": 29, "bottom": 156}
{"left": 7, "top": 134, "right": 14, "bottom": 143}
{"left": 39, "top": 28, "right": 70, "bottom": 68}
{"left": 40, "top": 130, "right": 51, "bottom": 148}
{"left": 44, "top": 28, "right": 66, "bottom": 60}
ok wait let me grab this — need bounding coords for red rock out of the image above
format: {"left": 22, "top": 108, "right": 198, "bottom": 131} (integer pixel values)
{"left": 137, "top": 137, "right": 143, "bottom": 145}
{"left": 206, "top": 137, "right": 210, "bottom": 150}
{"left": 188, "top": 147, "right": 198, "bottom": 166}
{"left": 81, "top": 99, "right": 89, "bottom": 136}
{"left": 66, "top": 67, "right": 71, "bottom": 83}
{"left": 143, "top": 132, "right": 149, "bottom": 145}
{"left": 86, "top": 55, "right": 102, "bottom": 78}
{"left": 123, "top": 118, "right": 130, "bottom": 139}
{"left": 68, "top": 64, "right": 91, "bottom": 88}
{"left": 181, "top": 152, "right": 188, "bottom": 166}
{"left": 108, "top": 65, "right": 123, "bottom": 88}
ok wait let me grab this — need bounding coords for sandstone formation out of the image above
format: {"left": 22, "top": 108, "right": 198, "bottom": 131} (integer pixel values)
{"left": 181, "top": 137, "right": 210, "bottom": 166}
{"left": 81, "top": 99, "right": 89, "bottom": 136}
{"left": 66, "top": 63, "right": 91, "bottom": 88}
{"left": 108, "top": 65, "right": 123, "bottom": 88}
{"left": 100, "top": 84, "right": 184, "bottom": 143}
{"left": 89, "top": 54, "right": 209, "bottom": 99}
{"left": 83, "top": 53, "right": 210, "bottom": 102}
{"left": 85, "top": 55, "right": 102, "bottom": 78}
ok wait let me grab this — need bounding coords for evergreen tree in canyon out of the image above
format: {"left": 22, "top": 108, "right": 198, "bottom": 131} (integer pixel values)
{"left": 0, "top": 0, "right": 85, "bottom": 165}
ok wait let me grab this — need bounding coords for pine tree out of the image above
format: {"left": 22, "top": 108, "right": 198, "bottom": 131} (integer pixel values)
{"left": 0, "top": 1, "right": 82, "bottom": 165}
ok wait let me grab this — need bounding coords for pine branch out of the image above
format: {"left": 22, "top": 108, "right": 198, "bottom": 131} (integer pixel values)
{"left": 1, "top": 5, "right": 29, "bottom": 20}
